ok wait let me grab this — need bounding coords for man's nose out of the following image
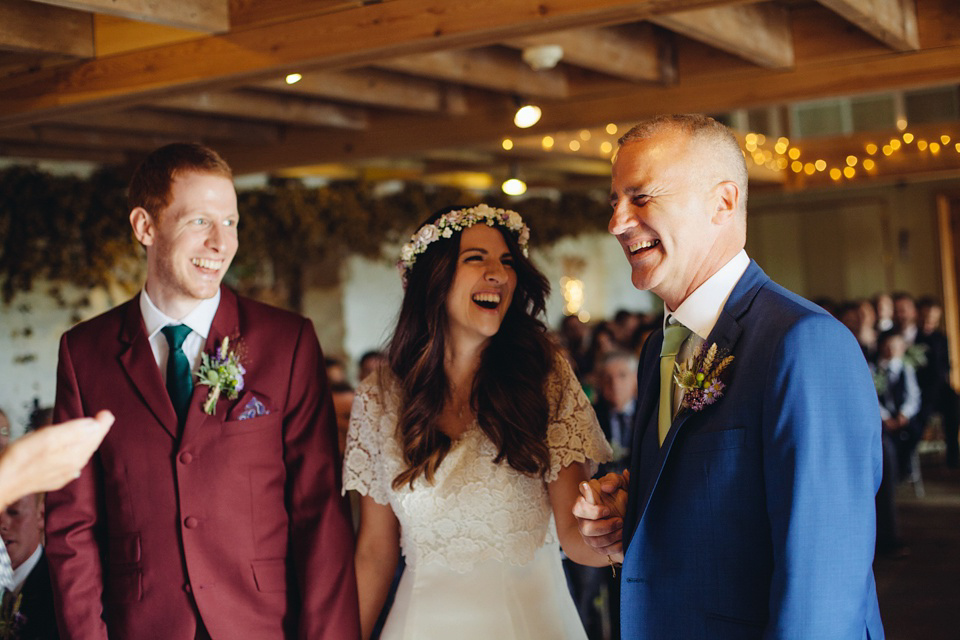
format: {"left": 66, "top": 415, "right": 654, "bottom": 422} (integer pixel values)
{"left": 608, "top": 200, "right": 637, "bottom": 236}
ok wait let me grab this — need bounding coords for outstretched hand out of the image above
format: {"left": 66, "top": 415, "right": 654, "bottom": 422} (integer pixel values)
{"left": 0, "top": 410, "right": 113, "bottom": 507}
{"left": 572, "top": 470, "right": 629, "bottom": 562}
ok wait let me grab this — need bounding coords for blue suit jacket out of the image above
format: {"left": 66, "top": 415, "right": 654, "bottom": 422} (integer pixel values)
{"left": 621, "top": 261, "right": 884, "bottom": 639}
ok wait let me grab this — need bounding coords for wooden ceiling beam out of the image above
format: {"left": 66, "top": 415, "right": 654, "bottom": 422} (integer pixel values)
{"left": 816, "top": 0, "right": 919, "bottom": 51}
{"left": 650, "top": 3, "right": 794, "bottom": 69}
{"left": 504, "top": 23, "right": 670, "bottom": 83}
{"left": 376, "top": 47, "right": 569, "bottom": 99}
{"left": 218, "top": 43, "right": 960, "bottom": 174}
{"left": 0, "top": 140, "right": 126, "bottom": 164}
{"left": 50, "top": 108, "right": 284, "bottom": 143}
{"left": 0, "top": 0, "right": 727, "bottom": 127}
{"left": 0, "top": 0, "right": 93, "bottom": 57}
{"left": 254, "top": 68, "right": 458, "bottom": 113}
{"left": 227, "top": 0, "right": 367, "bottom": 29}
{"left": 0, "top": 124, "right": 184, "bottom": 151}
{"left": 30, "top": 0, "right": 229, "bottom": 32}
{"left": 151, "top": 89, "right": 368, "bottom": 129}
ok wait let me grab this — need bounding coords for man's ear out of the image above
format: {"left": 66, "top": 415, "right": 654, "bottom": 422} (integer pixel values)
{"left": 130, "top": 207, "right": 155, "bottom": 247}
{"left": 711, "top": 181, "right": 740, "bottom": 225}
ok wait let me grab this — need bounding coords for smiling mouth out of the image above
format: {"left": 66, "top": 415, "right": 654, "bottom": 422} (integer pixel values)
{"left": 627, "top": 239, "right": 659, "bottom": 254}
{"left": 192, "top": 258, "right": 223, "bottom": 271}
{"left": 472, "top": 293, "right": 501, "bottom": 310}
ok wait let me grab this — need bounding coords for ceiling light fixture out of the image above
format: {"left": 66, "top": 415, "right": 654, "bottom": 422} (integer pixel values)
{"left": 521, "top": 44, "right": 563, "bottom": 71}
{"left": 285, "top": 73, "right": 303, "bottom": 85}
{"left": 501, "top": 177, "right": 527, "bottom": 196}
{"left": 514, "top": 103, "right": 542, "bottom": 129}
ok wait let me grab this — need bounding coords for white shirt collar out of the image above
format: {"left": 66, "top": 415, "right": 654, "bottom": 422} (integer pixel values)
{"left": 140, "top": 288, "right": 220, "bottom": 342}
{"left": 664, "top": 250, "right": 750, "bottom": 340}
{"left": 10, "top": 544, "right": 41, "bottom": 595}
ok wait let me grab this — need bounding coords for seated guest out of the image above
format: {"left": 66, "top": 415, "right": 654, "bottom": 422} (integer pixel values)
{"left": 1, "top": 493, "right": 59, "bottom": 639}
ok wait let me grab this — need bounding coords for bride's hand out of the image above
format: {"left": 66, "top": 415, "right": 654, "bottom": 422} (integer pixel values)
{"left": 572, "top": 471, "right": 629, "bottom": 561}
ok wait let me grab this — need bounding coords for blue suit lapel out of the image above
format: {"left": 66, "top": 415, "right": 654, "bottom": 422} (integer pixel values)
{"left": 624, "top": 261, "right": 771, "bottom": 545}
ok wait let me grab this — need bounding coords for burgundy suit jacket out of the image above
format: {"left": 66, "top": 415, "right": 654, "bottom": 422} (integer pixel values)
{"left": 46, "top": 287, "right": 360, "bottom": 640}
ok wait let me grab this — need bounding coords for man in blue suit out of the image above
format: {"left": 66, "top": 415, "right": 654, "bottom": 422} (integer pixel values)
{"left": 574, "top": 114, "right": 884, "bottom": 638}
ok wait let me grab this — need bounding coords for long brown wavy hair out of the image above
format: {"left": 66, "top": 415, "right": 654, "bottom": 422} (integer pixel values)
{"left": 387, "top": 206, "right": 555, "bottom": 490}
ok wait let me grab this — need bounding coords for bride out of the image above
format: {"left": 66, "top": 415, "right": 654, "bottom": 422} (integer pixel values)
{"left": 342, "top": 204, "right": 613, "bottom": 639}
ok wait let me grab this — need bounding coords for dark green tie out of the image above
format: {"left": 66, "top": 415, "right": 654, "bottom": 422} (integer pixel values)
{"left": 161, "top": 324, "right": 193, "bottom": 426}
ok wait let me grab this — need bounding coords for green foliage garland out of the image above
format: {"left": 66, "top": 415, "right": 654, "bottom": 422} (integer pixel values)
{"left": 0, "top": 167, "right": 610, "bottom": 310}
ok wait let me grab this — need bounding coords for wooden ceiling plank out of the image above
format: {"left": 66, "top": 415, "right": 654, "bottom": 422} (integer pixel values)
{"left": 94, "top": 14, "right": 207, "bottom": 56}
{"left": 376, "top": 47, "right": 569, "bottom": 98}
{"left": 30, "top": 0, "right": 229, "bottom": 33}
{"left": 151, "top": 90, "right": 369, "bottom": 129}
{"left": 816, "top": 0, "right": 919, "bottom": 51}
{"left": 0, "top": 0, "right": 93, "bottom": 57}
{"left": 228, "top": 0, "right": 366, "bottom": 29}
{"left": 218, "top": 43, "right": 960, "bottom": 173}
{"left": 0, "top": 124, "right": 184, "bottom": 150}
{"left": 255, "top": 68, "right": 447, "bottom": 112}
{"left": 650, "top": 3, "right": 794, "bottom": 69}
{"left": 50, "top": 108, "right": 284, "bottom": 143}
{"left": 0, "top": 0, "right": 729, "bottom": 127}
{"left": 0, "top": 141, "right": 126, "bottom": 164}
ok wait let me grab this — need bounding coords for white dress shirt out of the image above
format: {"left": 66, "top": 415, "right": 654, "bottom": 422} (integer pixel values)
{"left": 9, "top": 544, "right": 41, "bottom": 595}
{"left": 663, "top": 250, "right": 750, "bottom": 411}
{"left": 139, "top": 289, "right": 221, "bottom": 374}
{"left": 0, "top": 540, "right": 12, "bottom": 591}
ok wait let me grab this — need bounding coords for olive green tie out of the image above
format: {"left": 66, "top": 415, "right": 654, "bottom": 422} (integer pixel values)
{"left": 161, "top": 324, "right": 193, "bottom": 426}
{"left": 658, "top": 321, "right": 691, "bottom": 445}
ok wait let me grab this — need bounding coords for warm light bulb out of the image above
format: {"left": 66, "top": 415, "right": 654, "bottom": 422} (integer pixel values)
{"left": 863, "top": 159, "right": 876, "bottom": 170}
{"left": 902, "top": 132, "right": 914, "bottom": 144}
{"left": 600, "top": 141, "right": 613, "bottom": 154}
{"left": 941, "top": 135, "right": 951, "bottom": 145}
{"left": 788, "top": 148, "right": 801, "bottom": 160}
{"left": 843, "top": 166, "right": 855, "bottom": 179}
{"left": 815, "top": 159, "right": 826, "bottom": 172}
{"left": 917, "top": 140, "right": 928, "bottom": 151}
{"left": 865, "top": 143, "right": 878, "bottom": 155}
{"left": 568, "top": 140, "right": 581, "bottom": 151}
{"left": 606, "top": 123, "right": 618, "bottom": 135}
{"left": 890, "top": 139, "right": 902, "bottom": 151}
{"left": 830, "top": 168, "right": 842, "bottom": 180}
{"left": 502, "top": 138, "right": 514, "bottom": 151}
{"left": 930, "top": 142, "right": 941, "bottom": 154}
{"left": 542, "top": 135, "right": 555, "bottom": 150}
{"left": 897, "top": 118, "right": 908, "bottom": 131}
{"left": 514, "top": 104, "right": 542, "bottom": 128}
{"left": 791, "top": 160, "right": 803, "bottom": 173}
{"left": 804, "top": 163, "right": 815, "bottom": 175}
{"left": 882, "top": 145, "right": 893, "bottom": 156}
{"left": 846, "top": 155, "right": 858, "bottom": 167}
{"left": 501, "top": 178, "right": 527, "bottom": 196}
{"left": 579, "top": 129, "right": 591, "bottom": 141}
{"left": 285, "top": 73, "right": 302, "bottom": 85}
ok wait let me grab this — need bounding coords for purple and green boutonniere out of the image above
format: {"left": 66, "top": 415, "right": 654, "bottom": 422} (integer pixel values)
{"left": 674, "top": 342, "right": 734, "bottom": 412}
{"left": 196, "top": 336, "right": 245, "bottom": 415}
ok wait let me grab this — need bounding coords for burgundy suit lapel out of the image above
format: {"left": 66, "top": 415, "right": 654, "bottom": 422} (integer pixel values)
{"left": 118, "top": 293, "right": 179, "bottom": 438}
{"left": 181, "top": 287, "right": 240, "bottom": 438}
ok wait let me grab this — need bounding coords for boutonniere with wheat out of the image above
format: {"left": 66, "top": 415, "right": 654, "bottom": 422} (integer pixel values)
{"left": 195, "top": 336, "right": 245, "bottom": 415}
{"left": 674, "top": 342, "right": 734, "bottom": 412}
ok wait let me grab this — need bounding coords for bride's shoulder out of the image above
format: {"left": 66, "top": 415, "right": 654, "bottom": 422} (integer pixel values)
{"left": 354, "top": 367, "right": 402, "bottom": 414}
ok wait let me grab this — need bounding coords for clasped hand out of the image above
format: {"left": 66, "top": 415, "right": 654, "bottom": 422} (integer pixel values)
{"left": 572, "top": 470, "right": 629, "bottom": 563}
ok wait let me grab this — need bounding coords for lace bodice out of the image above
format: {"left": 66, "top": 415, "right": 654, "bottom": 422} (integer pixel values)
{"left": 343, "top": 354, "right": 612, "bottom": 573}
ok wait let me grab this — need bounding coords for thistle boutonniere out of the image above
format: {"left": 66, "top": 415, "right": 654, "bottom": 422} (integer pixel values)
{"left": 673, "top": 342, "right": 734, "bottom": 412}
{"left": 195, "top": 336, "right": 245, "bottom": 415}
{"left": 0, "top": 591, "right": 26, "bottom": 640}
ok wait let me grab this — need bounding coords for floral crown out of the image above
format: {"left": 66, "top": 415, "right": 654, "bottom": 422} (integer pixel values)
{"left": 397, "top": 203, "right": 530, "bottom": 283}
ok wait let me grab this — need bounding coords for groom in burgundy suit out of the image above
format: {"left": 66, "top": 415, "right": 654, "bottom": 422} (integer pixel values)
{"left": 45, "top": 143, "right": 360, "bottom": 639}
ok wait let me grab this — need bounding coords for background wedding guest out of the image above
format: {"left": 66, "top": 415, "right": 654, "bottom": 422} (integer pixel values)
{"left": 0, "top": 409, "right": 10, "bottom": 451}
{"left": 1, "top": 493, "right": 59, "bottom": 639}
{"left": 916, "top": 296, "right": 958, "bottom": 468}
{"left": 326, "top": 356, "right": 349, "bottom": 385}
{"left": 875, "top": 292, "right": 895, "bottom": 332}
{"left": 566, "top": 349, "right": 639, "bottom": 640}
{"left": 357, "top": 350, "right": 387, "bottom": 384}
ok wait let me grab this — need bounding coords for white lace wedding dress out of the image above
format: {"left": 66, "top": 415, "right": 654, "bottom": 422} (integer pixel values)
{"left": 343, "top": 355, "right": 612, "bottom": 640}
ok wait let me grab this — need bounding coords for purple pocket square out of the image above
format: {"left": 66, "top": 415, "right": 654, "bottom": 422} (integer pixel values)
{"left": 237, "top": 396, "right": 269, "bottom": 420}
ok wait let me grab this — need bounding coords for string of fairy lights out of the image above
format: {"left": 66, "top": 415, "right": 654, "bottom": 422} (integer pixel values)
{"left": 502, "top": 120, "right": 960, "bottom": 189}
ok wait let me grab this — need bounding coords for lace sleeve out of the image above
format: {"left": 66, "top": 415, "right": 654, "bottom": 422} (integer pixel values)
{"left": 342, "top": 378, "right": 392, "bottom": 505}
{"left": 545, "top": 354, "right": 613, "bottom": 482}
